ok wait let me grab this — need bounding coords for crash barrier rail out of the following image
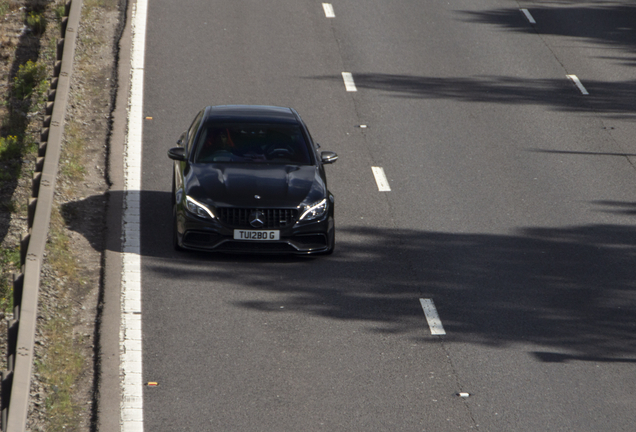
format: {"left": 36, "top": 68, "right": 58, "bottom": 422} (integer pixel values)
{"left": 1, "top": 0, "right": 83, "bottom": 430}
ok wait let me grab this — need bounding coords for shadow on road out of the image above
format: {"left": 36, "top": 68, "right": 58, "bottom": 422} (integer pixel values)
{"left": 460, "top": 3, "right": 636, "bottom": 67}
{"left": 307, "top": 74, "right": 636, "bottom": 118}
{"left": 302, "top": 4, "right": 636, "bottom": 119}
{"left": 62, "top": 191, "right": 636, "bottom": 364}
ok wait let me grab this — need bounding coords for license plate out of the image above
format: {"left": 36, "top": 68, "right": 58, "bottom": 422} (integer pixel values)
{"left": 233, "top": 230, "right": 280, "bottom": 241}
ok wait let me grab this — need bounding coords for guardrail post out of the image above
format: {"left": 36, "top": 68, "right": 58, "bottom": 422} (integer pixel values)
{"left": 12, "top": 274, "right": 23, "bottom": 319}
{"left": 27, "top": 199, "right": 37, "bottom": 229}
{"left": 2, "top": 370, "right": 13, "bottom": 430}
{"left": 56, "top": 39, "right": 65, "bottom": 61}
{"left": 18, "top": 235, "right": 29, "bottom": 269}
{"left": 6, "top": 321, "right": 17, "bottom": 374}
{"left": 31, "top": 173, "right": 42, "bottom": 199}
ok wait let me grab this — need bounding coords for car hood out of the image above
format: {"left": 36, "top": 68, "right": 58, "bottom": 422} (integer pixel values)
{"left": 185, "top": 164, "right": 325, "bottom": 208}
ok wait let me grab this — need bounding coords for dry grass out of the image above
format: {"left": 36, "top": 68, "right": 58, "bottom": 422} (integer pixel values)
{"left": 36, "top": 303, "right": 85, "bottom": 431}
{"left": 84, "top": 0, "right": 118, "bottom": 10}
{"left": 0, "top": 0, "right": 20, "bottom": 16}
{"left": 34, "top": 0, "right": 116, "bottom": 428}
{"left": 47, "top": 207, "right": 80, "bottom": 279}
{"left": 59, "top": 124, "right": 87, "bottom": 182}
{"left": 37, "top": 204, "right": 86, "bottom": 431}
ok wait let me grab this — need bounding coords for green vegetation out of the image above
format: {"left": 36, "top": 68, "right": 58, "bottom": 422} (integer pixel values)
{"left": 0, "top": 0, "right": 16, "bottom": 16}
{"left": 0, "top": 59, "right": 48, "bottom": 188}
{"left": 0, "top": 135, "right": 20, "bottom": 161}
{"left": 54, "top": 3, "right": 66, "bottom": 21}
{"left": 12, "top": 60, "right": 48, "bottom": 100}
{"left": 0, "top": 199, "right": 17, "bottom": 213}
{"left": 27, "top": 11, "right": 47, "bottom": 35}
{"left": 0, "top": 246, "right": 20, "bottom": 311}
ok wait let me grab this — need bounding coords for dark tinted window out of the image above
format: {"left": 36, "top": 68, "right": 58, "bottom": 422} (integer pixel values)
{"left": 186, "top": 111, "right": 204, "bottom": 154}
{"left": 193, "top": 123, "right": 312, "bottom": 165}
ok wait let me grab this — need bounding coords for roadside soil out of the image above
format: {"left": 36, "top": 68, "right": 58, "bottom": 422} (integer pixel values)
{"left": 1, "top": 0, "right": 123, "bottom": 430}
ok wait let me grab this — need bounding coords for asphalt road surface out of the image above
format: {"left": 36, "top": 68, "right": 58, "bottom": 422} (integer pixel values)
{"left": 133, "top": 0, "right": 636, "bottom": 430}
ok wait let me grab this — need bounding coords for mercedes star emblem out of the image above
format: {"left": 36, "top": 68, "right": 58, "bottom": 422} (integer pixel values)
{"left": 249, "top": 211, "right": 265, "bottom": 228}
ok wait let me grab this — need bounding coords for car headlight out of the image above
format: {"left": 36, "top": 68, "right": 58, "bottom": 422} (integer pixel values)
{"left": 299, "top": 198, "right": 327, "bottom": 221}
{"left": 185, "top": 196, "right": 216, "bottom": 220}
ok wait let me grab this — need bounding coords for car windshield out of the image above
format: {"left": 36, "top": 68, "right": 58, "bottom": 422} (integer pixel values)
{"left": 193, "top": 123, "right": 312, "bottom": 165}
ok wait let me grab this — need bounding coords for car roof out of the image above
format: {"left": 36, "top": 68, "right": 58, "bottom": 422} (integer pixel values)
{"left": 204, "top": 105, "right": 300, "bottom": 124}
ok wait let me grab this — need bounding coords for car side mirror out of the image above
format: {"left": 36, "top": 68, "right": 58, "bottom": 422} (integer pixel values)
{"left": 168, "top": 147, "right": 187, "bottom": 161}
{"left": 321, "top": 151, "right": 338, "bottom": 164}
{"left": 176, "top": 131, "right": 187, "bottom": 146}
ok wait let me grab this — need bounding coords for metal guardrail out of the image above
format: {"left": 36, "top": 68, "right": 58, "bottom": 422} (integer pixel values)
{"left": 1, "top": 1, "right": 83, "bottom": 430}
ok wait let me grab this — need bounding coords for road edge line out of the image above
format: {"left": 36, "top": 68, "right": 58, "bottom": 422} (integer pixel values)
{"left": 119, "top": 0, "right": 148, "bottom": 431}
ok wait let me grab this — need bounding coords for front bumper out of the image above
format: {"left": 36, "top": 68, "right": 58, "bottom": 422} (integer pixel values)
{"left": 176, "top": 209, "right": 333, "bottom": 254}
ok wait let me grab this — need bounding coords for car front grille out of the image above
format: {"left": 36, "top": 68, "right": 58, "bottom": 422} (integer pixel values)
{"left": 218, "top": 208, "right": 298, "bottom": 228}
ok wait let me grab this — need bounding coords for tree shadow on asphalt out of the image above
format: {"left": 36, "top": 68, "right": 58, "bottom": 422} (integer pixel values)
{"left": 304, "top": 3, "right": 636, "bottom": 119}
{"left": 460, "top": 2, "right": 636, "bottom": 67}
{"left": 63, "top": 191, "right": 636, "bottom": 364}
{"left": 307, "top": 74, "right": 636, "bottom": 119}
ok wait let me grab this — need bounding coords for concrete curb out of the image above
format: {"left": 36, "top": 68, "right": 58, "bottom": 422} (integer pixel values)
{"left": 1, "top": 1, "right": 83, "bottom": 431}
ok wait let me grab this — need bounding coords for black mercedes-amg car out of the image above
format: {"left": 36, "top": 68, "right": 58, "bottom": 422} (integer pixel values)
{"left": 168, "top": 105, "right": 338, "bottom": 254}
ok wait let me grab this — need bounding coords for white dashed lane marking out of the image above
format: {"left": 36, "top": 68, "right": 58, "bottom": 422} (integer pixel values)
{"left": 342, "top": 72, "right": 357, "bottom": 92}
{"left": 567, "top": 74, "right": 589, "bottom": 95}
{"left": 520, "top": 9, "right": 536, "bottom": 24}
{"left": 371, "top": 166, "right": 391, "bottom": 191}
{"left": 322, "top": 3, "right": 335, "bottom": 18}
{"left": 420, "top": 299, "right": 446, "bottom": 335}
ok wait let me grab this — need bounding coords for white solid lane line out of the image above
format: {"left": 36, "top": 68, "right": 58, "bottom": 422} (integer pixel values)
{"left": 371, "top": 166, "right": 391, "bottom": 191}
{"left": 567, "top": 74, "right": 589, "bottom": 95}
{"left": 122, "top": 0, "right": 147, "bottom": 431}
{"left": 420, "top": 299, "right": 446, "bottom": 335}
{"left": 322, "top": 3, "right": 335, "bottom": 18}
{"left": 342, "top": 72, "right": 357, "bottom": 92}
{"left": 520, "top": 9, "right": 536, "bottom": 24}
